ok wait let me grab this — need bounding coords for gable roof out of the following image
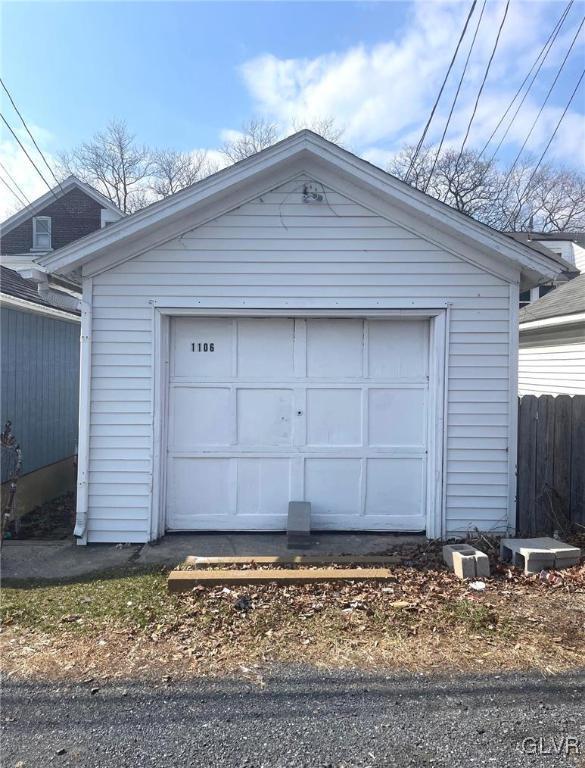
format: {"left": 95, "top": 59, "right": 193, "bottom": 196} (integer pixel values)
{"left": 36, "top": 131, "right": 573, "bottom": 284}
{"left": 519, "top": 274, "right": 585, "bottom": 325}
{"left": 1, "top": 175, "right": 123, "bottom": 236}
{"left": 0, "top": 265, "right": 80, "bottom": 316}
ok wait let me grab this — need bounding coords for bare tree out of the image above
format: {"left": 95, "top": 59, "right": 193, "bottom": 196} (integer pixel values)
{"left": 150, "top": 149, "right": 216, "bottom": 198}
{"left": 389, "top": 145, "right": 585, "bottom": 233}
{"left": 59, "top": 120, "right": 152, "bottom": 214}
{"left": 222, "top": 119, "right": 280, "bottom": 163}
{"left": 291, "top": 116, "right": 345, "bottom": 144}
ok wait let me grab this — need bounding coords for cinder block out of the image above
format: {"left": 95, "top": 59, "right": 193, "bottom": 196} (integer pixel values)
{"left": 443, "top": 544, "right": 490, "bottom": 580}
{"left": 500, "top": 537, "right": 581, "bottom": 574}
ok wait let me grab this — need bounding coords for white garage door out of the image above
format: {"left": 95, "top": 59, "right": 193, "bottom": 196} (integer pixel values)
{"left": 166, "top": 317, "right": 429, "bottom": 531}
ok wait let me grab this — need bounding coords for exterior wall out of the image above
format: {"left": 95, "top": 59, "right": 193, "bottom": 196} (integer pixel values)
{"left": 0, "top": 188, "right": 104, "bottom": 255}
{"left": 85, "top": 178, "right": 514, "bottom": 542}
{"left": 519, "top": 322, "right": 585, "bottom": 396}
{"left": 0, "top": 307, "right": 80, "bottom": 484}
{"left": 535, "top": 240, "right": 585, "bottom": 273}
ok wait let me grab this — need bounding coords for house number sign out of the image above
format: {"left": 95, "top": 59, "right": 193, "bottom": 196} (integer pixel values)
{"left": 191, "top": 342, "right": 215, "bottom": 352}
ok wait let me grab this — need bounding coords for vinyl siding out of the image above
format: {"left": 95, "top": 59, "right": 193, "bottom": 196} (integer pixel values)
{"left": 86, "top": 177, "right": 514, "bottom": 542}
{"left": 0, "top": 307, "right": 80, "bottom": 481}
{"left": 518, "top": 323, "right": 585, "bottom": 396}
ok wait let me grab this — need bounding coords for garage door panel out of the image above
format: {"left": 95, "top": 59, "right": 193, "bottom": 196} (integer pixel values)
{"left": 368, "top": 319, "right": 428, "bottom": 379}
{"left": 237, "top": 318, "right": 295, "bottom": 378}
{"left": 237, "top": 388, "right": 293, "bottom": 446}
{"left": 236, "top": 458, "right": 291, "bottom": 516}
{"left": 171, "top": 387, "right": 232, "bottom": 449}
{"left": 168, "top": 458, "right": 232, "bottom": 524}
{"left": 306, "top": 388, "right": 362, "bottom": 446}
{"left": 307, "top": 319, "right": 363, "bottom": 378}
{"left": 368, "top": 388, "right": 426, "bottom": 447}
{"left": 305, "top": 458, "right": 362, "bottom": 516}
{"left": 365, "top": 457, "right": 425, "bottom": 518}
{"left": 172, "top": 318, "right": 232, "bottom": 378}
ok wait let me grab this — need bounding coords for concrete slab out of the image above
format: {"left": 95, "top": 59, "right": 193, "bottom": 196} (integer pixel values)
{"left": 1, "top": 539, "right": 140, "bottom": 580}
{"left": 1, "top": 532, "right": 425, "bottom": 581}
{"left": 139, "top": 532, "right": 425, "bottom": 568}
{"left": 500, "top": 537, "right": 582, "bottom": 574}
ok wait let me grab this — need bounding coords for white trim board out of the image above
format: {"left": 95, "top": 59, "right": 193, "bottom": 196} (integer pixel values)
{"left": 150, "top": 306, "right": 447, "bottom": 540}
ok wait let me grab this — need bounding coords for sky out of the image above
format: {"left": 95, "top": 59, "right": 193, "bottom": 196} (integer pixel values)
{"left": 1, "top": 0, "right": 584, "bottom": 218}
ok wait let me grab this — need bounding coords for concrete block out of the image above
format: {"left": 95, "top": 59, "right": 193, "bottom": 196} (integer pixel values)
{"left": 500, "top": 537, "right": 581, "bottom": 574}
{"left": 288, "top": 501, "right": 311, "bottom": 549}
{"left": 443, "top": 544, "right": 490, "bottom": 580}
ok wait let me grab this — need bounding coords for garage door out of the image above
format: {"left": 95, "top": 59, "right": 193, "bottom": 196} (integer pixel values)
{"left": 166, "top": 317, "right": 429, "bottom": 531}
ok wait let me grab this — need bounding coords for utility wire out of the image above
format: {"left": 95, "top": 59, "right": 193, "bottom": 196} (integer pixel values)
{"left": 1, "top": 112, "right": 57, "bottom": 199}
{"left": 0, "top": 77, "right": 65, "bottom": 194}
{"left": 478, "top": 0, "right": 574, "bottom": 162}
{"left": 0, "top": 159, "right": 32, "bottom": 206}
{"left": 404, "top": 0, "right": 478, "bottom": 183}
{"left": 505, "top": 66, "right": 585, "bottom": 229}
{"left": 455, "top": 0, "right": 511, "bottom": 163}
{"left": 423, "top": 0, "right": 488, "bottom": 192}
{"left": 500, "top": 14, "right": 585, "bottom": 187}
{"left": 0, "top": 174, "right": 27, "bottom": 208}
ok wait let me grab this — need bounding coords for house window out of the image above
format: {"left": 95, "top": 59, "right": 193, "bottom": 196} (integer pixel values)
{"left": 32, "top": 216, "right": 51, "bottom": 250}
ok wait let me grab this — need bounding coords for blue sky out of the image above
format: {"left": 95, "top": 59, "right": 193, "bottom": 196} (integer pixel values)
{"left": 1, "top": 0, "right": 584, "bottom": 216}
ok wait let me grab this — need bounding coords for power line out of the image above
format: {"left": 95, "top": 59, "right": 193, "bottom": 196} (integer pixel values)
{"left": 0, "top": 77, "right": 65, "bottom": 194}
{"left": 404, "top": 0, "right": 478, "bottom": 183}
{"left": 0, "top": 112, "right": 56, "bottom": 198}
{"left": 454, "top": 0, "right": 510, "bottom": 163}
{"left": 505, "top": 67, "right": 585, "bottom": 229}
{"left": 478, "top": 0, "right": 574, "bottom": 162}
{"left": 0, "top": 159, "right": 32, "bottom": 206}
{"left": 500, "top": 14, "right": 585, "bottom": 186}
{"left": 0, "top": 174, "right": 27, "bottom": 208}
{"left": 424, "top": 0, "right": 488, "bottom": 192}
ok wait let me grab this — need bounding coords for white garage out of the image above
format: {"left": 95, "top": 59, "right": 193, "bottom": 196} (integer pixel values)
{"left": 38, "top": 131, "right": 569, "bottom": 544}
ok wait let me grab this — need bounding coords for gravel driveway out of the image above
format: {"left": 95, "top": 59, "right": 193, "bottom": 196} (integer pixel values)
{"left": 3, "top": 668, "right": 584, "bottom": 767}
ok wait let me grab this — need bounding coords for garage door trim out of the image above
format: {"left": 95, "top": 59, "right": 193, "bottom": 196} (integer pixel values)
{"left": 150, "top": 306, "right": 448, "bottom": 541}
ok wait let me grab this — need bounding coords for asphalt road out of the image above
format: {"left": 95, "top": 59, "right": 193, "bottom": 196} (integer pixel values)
{"left": 3, "top": 668, "right": 584, "bottom": 767}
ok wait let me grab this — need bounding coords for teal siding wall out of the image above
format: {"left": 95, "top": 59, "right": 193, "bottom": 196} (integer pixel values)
{"left": 1, "top": 307, "right": 80, "bottom": 480}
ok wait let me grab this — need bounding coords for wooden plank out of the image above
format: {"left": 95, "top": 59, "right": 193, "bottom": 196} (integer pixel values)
{"left": 183, "top": 554, "right": 402, "bottom": 568}
{"left": 168, "top": 568, "right": 395, "bottom": 592}
{"left": 517, "top": 395, "right": 538, "bottom": 536}
{"left": 570, "top": 396, "right": 585, "bottom": 527}
{"left": 553, "top": 395, "right": 573, "bottom": 524}
{"left": 535, "top": 395, "right": 555, "bottom": 534}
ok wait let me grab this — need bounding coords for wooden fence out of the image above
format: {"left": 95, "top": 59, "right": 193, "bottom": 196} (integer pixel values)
{"left": 517, "top": 395, "right": 585, "bottom": 536}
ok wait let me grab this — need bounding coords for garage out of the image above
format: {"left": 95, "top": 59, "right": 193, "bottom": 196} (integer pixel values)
{"left": 166, "top": 316, "right": 430, "bottom": 531}
{"left": 39, "top": 131, "right": 569, "bottom": 543}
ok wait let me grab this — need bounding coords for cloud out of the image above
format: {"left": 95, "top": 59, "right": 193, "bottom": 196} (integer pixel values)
{"left": 237, "top": 0, "right": 585, "bottom": 169}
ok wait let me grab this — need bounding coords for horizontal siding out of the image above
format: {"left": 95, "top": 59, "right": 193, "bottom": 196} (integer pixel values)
{"left": 519, "top": 324, "right": 585, "bottom": 396}
{"left": 0, "top": 307, "right": 80, "bottom": 480}
{"left": 87, "top": 177, "right": 513, "bottom": 541}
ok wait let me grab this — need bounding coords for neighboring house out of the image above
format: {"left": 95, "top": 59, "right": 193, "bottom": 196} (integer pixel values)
{"left": 518, "top": 273, "right": 585, "bottom": 397}
{"left": 506, "top": 231, "right": 583, "bottom": 308}
{"left": 1, "top": 177, "right": 123, "bottom": 518}
{"left": 38, "top": 131, "right": 569, "bottom": 544}
{"left": 0, "top": 266, "right": 80, "bottom": 516}
{"left": 0, "top": 174, "right": 123, "bottom": 273}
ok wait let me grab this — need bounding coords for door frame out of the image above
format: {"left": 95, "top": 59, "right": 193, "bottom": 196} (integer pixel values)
{"left": 150, "top": 303, "right": 449, "bottom": 541}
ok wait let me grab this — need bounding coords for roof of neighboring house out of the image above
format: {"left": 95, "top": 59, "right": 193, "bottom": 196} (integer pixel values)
{"left": 0, "top": 265, "right": 80, "bottom": 316}
{"left": 519, "top": 273, "right": 585, "bottom": 324}
{"left": 0, "top": 175, "right": 124, "bottom": 237}
{"left": 504, "top": 232, "right": 580, "bottom": 269}
{"left": 37, "top": 130, "right": 574, "bottom": 286}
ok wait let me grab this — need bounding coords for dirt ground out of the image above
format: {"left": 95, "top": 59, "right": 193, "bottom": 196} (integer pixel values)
{"left": 2, "top": 536, "right": 584, "bottom": 683}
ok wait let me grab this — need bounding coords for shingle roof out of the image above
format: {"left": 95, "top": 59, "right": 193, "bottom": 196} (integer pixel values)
{"left": 519, "top": 274, "right": 585, "bottom": 324}
{"left": 503, "top": 232, "right": 578, "bottom": 270}
{"left": 0, "top": 266, "right": 80, "bottom": 316}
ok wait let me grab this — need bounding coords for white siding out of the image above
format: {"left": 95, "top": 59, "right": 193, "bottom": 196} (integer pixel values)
{"left": 87, "top": 178, "right": 514, "bottom": 542}
{"left": 519, "top": 323, "right": 585, "bottom": 396}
